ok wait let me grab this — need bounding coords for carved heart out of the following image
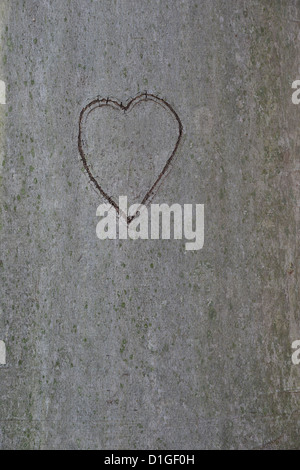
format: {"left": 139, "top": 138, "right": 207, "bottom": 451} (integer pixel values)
{"left": 78, "top": 93, "right": 183, "bottom": 224}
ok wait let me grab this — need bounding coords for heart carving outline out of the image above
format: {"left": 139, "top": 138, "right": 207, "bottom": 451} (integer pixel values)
{"left": 78, "top": 92, "right": 183, "bottom": 224}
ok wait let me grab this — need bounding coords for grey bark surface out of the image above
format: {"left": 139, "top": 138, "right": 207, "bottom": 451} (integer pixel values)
{"left": 1, "top": 0, "right": 300, "bottom": 450}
